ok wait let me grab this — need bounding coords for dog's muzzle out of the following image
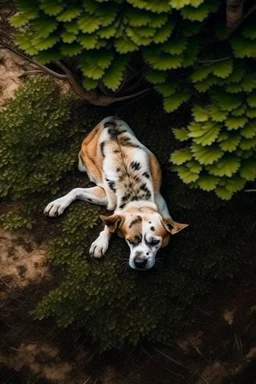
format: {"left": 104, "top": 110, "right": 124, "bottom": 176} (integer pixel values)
{"left": 133, "top": 251, "right": 148, "bottom": 270}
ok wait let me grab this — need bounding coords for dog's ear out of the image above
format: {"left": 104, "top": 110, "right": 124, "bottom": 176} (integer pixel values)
{"left": 100, "top": 214, "right": 125, "bottom": 233}
{"left": 162, "top": 218, "right": 188, "bottom": 235}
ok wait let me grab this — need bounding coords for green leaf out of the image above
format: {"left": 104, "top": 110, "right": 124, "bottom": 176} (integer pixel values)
{"left": 78, "top": 34, "right": 98, "bottom": 49}
{"left": 32, "top": 35, "right": 59, "bottom": 52}
{"left": 186, "top": 160, "right": 202, "bottom": 174}
{"left": 98, "top": 23, "right": 118, "bottom": 39}
{"left": 192, "top": 144, "right": 224, "bottom": 165}
{"left": 65, "top": 21, "right": 80, "bottom": 35}
{"left": 82, "top": 77, "right": 98, "bottom": 91}
{"left": 33, "top": 17, "right": 58, "bottom": 38}
{"left": 126, "top": 8, "right": 153, "bottom": 27}
{"left": 102, "top": 56, "right": 128, "bottom": 91}
{"left": 115, "top": 36, "right": 138, "bottom": 53}
{"left": 225, "top": 83, "right": 242, "bottom": 94}
{"left": 189, "top": 123, "right": 221, "bottom": 146}
{"left": 225, "top": 176, "right": 246, "bottom": 193}
{"left": 170, "top": 0, "right": 204, "bottom": 10}
{"left": 225, "top": 116, "right": 248, "bottom": 130}
{"left": 146, "top": 69, "right": 167, "bottom": 84}
{"left": 57, "top": 7, "right": 81, "bottom": 22}
{"left": 78, "top": 14, "right": 101, "bottom": 34}
{"left": 155, "top": 82, "right": 178, "bottom": 97}
{"left": 241, "top": 120, "right": 256, "bottom": 139}
{"left": 128, "top": 0, "right": 172, "bottom": 13}
{"left": 61, "top": 31, "right": 76, "bottom": 44}
{"left": 219, "top": 134, "right": 241, "bottom": 152}
{"left": 231, "top": 104, "right": 246, "bottom": 117}
{"left": 181, "top": 1, "right": 217, "bottom": 21}
{"left": 10, "top": 12, "right": 30, "bottom": 27}
{"left": 197, "top": 174, "right": 219, "bottom": 191}
{"left": 190, "top": 66, "right": 212, "bottom": 83}
{"left": 232, "top": 36, "right": 256, "bottom": 58}
{"left": 239, "top": 160, "right": 256, "bottom": 181}
{"left": 60, "top": 43, "right": 83, "bottom": 56}
{"left": 242, "top": 74, "right": 256, "bottom": 92}
{"left": 211, "top": 89, "right": 242, "bottom": 111}
{"left": 126, "top": 27, "right": 153, "bottom": 46}
{"left": 194, "top": 76, "right": 217, "bottom": 92}
{"left": 161, "top": 37, "right": 187, "bottom": 55}
{"left": 215, "top": 187, "right": 233, "bottom": 200}
{"left": 242, "top": 24, "right": 256, "bottom": 40}
{"left": 211, "top": 59, "right": 233, "bottom": 79}
{"left": 34, "top": 48, "right": 61, "bottom": 64}
{"left": 247, "top": 93, "right": 256, "bottom": 108}
{"left": 175, "top": 165, "right": 200, "bottom": 183}
{"left": 240, "top": 136, "right": 256, "bottom": 150}
{"left": 247, "top": 108, "right": 256, "bottom": 118}
{"left": 163, "top": 92, "right": 190, "bottom": 112}
{"left": 173, "top": 128, "right": 189, "bottom": 142}
{"left": 143, "top": 50, "right": 183, "bottom": 70}
{"left": 192, "top": 105, "right": 209, "bottom": 122}
{"left": 40, "top": 0, "right": 63, "bottom": 16}
{"left": 171, "top": 148, "right": 193, "bottom": 165}
{"left": 154, "top": 21, "right": 175, "bottom": 43}
{"left": 210, "top": 105, "right": 228, "bottom": 122}
{"left": 208, "top": 156, "right": 240, "bottom": 177}
{"left": 16, "top": 0, "right": 39, "bottom": 19}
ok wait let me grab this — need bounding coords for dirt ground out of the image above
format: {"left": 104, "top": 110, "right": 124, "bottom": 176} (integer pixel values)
{"left": 1, "top": 49, "right": 256, "bottom": 384}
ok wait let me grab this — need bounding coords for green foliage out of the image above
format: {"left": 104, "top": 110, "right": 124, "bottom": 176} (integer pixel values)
{"left": 10, "top": 0, "right": 219, "bottom": 112}
{"left": 171, "top": 78, "right": 256, "bottom": 198}
{"left": 0, "top": 77, "right": 246, "bottom": 351}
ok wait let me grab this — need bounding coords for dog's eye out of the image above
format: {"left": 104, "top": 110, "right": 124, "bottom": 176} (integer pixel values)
{"left": 127, "top": 239, "right": 135, "bottom": 245}
{"left": 150, "top": 238, "right": 160, "bottom": 245}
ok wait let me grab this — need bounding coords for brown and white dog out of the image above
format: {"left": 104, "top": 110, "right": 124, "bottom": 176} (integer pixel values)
{"left": 44, "top": 117, "right": 188, "bottom": 270}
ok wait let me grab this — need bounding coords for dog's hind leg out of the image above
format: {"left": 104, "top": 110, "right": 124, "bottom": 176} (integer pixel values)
{"left": 44, "top": 187, "right": 107, "bottom": 217}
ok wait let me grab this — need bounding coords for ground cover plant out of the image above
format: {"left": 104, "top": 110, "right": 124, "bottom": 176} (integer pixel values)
{"left": 0, "top": 76, "right": 248, "bottom": 350}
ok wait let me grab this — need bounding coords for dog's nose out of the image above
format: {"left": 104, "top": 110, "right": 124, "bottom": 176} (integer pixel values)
{"left": 134, "top": 253, "right": 148, "bottom": 269}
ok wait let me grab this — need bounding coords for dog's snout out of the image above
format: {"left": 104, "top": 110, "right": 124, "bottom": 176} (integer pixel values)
{"left": 134, "top": 252, "right": 148, "bottom": 269}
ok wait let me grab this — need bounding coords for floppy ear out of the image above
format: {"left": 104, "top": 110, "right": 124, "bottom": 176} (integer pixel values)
{"left": 100, "top": 214, "right": 124, "bottom": 233}
{"left": 162, "top": 217, "right": 188, "bottom": 235}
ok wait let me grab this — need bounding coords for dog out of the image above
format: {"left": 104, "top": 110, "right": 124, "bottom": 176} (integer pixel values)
{"left": 44, "top": 117, "right": 188, "bottom": 270}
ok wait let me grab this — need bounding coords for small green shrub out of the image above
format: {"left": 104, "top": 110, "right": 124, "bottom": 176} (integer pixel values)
{"left": 0, "top": 77, "right": 247, "bottom": 351}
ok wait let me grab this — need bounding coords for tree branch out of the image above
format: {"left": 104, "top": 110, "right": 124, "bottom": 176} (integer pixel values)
{"left": 0, "top": 40, "right": 68, "bottom": 80}
{"left": 0, "top": 40, "right": 151, "bottom": 106}
{"left": 56, "top": 61, "right": 152, "bottom": 106}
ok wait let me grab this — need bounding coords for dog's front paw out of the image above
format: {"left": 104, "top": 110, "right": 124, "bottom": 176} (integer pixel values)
{"left": 89, "top": 236, "right": 109, "bottom": 258}
{"left": 44, "top": 197, "right": 70, "bottom": 217}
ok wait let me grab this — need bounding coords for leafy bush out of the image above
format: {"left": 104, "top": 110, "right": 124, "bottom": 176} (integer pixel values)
{"left": 9, "top": 0, "right": 256, "bottom": 199}
{"left": 0, "top": 77, "right": 247, "bottom": 350}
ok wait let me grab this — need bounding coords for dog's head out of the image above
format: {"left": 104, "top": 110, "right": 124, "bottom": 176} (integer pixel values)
{"left": 100, "top": 206, "right": 188, "bottom": 271}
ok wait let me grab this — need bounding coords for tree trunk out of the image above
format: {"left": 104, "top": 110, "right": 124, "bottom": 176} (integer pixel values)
{"left": 226, "top": 0, "right": 244, "bottom": 32}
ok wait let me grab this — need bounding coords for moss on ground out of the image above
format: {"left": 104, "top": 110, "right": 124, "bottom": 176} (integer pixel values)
{"left": 0, "top": 77, "right": 247, "bottom": 350}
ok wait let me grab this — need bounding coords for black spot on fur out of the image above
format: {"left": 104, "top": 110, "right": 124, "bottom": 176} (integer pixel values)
{"left": 100, "top": 142, "right": 105, "bottom": 157}
{"left": 130, "top": 161, "right": 141, "bottom": 171}
{"left": 143, "top": 172, "right": 150, "bottom": 179}
{"left": 116, "top": 167, "right": 121, "bottom": 172}
{"left": 104, "top": 121, "right": 116, "bottom": 128}
{"left": 150, "top": 226, "right": 155, "bottom": 231}
{"left": 88, "top": 198, "right": 92, "bottom": 202}
{"left": 114, "top": 149, "right": 120, "bottom": 154}
{"left": 108, "top": 181, "right": 116, "bottom": 192}
{"left": 119, "top": 136, "right": 139, "bottom": 148}
{"left": 119, "top": 203, "right": 126, "bottom": 209}
{"left": 108, "top": 128, "right": 116, "bottom": 139}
